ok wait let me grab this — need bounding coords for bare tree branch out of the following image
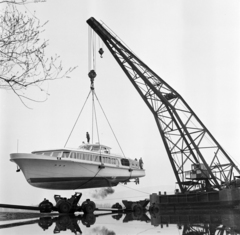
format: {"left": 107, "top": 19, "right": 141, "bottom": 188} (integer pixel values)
{"left": 0, "top": 4, "right": 77, "bottom": 106}
{"left": 0, "top": 0, "right": 27, "bottom": 4}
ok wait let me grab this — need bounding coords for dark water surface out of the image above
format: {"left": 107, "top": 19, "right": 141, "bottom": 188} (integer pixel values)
{"left": 0, "top": 208, "right": 240, "bottom": 235}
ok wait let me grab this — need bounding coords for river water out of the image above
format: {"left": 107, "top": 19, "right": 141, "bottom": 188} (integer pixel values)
{"left": 0, "top": 208, "right": 239, "bottom": 235}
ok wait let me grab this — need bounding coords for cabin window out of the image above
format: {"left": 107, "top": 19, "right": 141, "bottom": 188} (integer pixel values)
{"left": 94, "top": 155, "right": 100, "bottom": 162}
{"left": 33, "top": 152, "right": 44, "bottom": 155}
{"left": 92, "top": 146, "right": 100, "bottom": 151}
{"left": 70, "top": 152, "right": 99, "bottom": 162}
{"left": 62, "top": 151, "right": 70, "bottom": 158}
{"left": 52, "top": 152, "right": 61, "bottom": 157}
{"left": 82, "top": 153, "right": 90, "bottom": 161}
{"left": 80, "top": 145, "right": 91, "bottom": 151}
{"left": 42, "top": 152, "right": 52, "bottom": 156}
{"left": 71, "top": 152, "right": 87, "bottom": 160}
{"left": 121, "top": 159, "right": 130, "bottom": 166}
{"left": 102, "top": 157, "right": 107, "bottom": 164}
{"left": 71, "top": 152, "right": 76, "bottom": 159}
{"left": 101, "top": 157, "right": 117, "bottom": 165}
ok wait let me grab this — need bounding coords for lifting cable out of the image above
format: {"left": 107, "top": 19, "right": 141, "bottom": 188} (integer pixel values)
{"left": 74, "top": 165, "right": 102, "bottom": 190}
{"left": 65, "top": 27, "right": 125, "bottom": 159}
{"left": 91, "top": 89, "right": 100, "bottom": 145}
{"left": 88, "top": 26, "right": 125, "bottom": 157}
{"left": 64, "top": 84, "right": 126, "bottom": 159}
{"left": 119, "top": 184, "right": 150, "bottom": 195}
{"left": 94, "top": 92, "right": 126, "bottom": 158}
{"left": 64, "top": 90, "right": 92, "bottom": 148}
{"left": 88, "top": 26, "right": 96, "bottom": 73}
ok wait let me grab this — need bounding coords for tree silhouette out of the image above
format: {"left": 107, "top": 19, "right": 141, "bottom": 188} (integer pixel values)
{"left": 0, "top": 3, "right": 76, "bottom": 106}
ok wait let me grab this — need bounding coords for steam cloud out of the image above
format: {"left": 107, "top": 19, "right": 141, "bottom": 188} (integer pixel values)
{"left": 92, "top": 226, "right": 116, "bottom": 235}
{"left": 91, "top": 187, "right": 115, "bottom": 199}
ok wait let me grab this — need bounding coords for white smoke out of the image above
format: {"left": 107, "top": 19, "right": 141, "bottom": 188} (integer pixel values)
{"left": 91, "top": 187, "right": 115, "bottom": 199}
{"left": 91, "top": 226, "right": 116, "bottom": 235}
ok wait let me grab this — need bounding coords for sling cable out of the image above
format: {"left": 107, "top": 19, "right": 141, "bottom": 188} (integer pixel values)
{"left": 64, "top": 27, "right": 125, "bottom": 160}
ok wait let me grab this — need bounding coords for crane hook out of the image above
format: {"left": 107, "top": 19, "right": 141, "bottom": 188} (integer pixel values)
{"left": 98, "top": 48, "right": 104, "bottom": 58}
{"left": 88, "top": 69, "right": 96, "bottom": 90}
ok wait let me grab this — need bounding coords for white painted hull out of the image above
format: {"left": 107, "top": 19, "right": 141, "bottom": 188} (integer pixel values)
{"left": 10, "top": 153, "right": 145, "bottom": 190}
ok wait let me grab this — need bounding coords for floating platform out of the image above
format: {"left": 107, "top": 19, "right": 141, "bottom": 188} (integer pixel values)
{"left": 149, "top": 188, "right": 240, "bottom": 212}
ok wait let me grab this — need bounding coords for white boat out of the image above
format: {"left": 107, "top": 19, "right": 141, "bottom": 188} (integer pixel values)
{"left": 10, "top": 143, "right": 145, "bottom": 190}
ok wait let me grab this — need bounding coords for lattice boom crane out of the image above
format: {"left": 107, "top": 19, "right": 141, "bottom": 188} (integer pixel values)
{"left": 87, "top": 17, "right": 240, "bottom": 193}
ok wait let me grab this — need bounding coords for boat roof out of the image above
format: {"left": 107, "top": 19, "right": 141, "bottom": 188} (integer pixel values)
{"left": 32, "top": 143, "right": 111, "bottom": 153}
{"left": 79, "top": 143, "right": 111, "bottom": 149}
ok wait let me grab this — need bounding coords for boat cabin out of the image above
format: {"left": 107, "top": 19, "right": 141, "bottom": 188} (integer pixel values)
{"left": 79, "top": 143, "right": 111, "bottom": 154}
{"left": 31, "top": 143, "right": 143, "bottom": 170}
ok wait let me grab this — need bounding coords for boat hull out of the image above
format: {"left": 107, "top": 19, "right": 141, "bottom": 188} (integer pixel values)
{"left": 10, "top": 153, "right": 145, "bottom": 190}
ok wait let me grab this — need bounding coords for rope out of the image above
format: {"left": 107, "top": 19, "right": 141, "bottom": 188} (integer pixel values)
{"left": 88, "top": 26, "right": 96, "bottom": 72}
{"left": 92, "top": 90, "right": 101, "bottom": 144}
{"left": 74, "top": 166, "right": 102, "bottom": 190}
{"left": 88, "top": 26, "right": 91, "bottom": 72}
{"left": 64, "top": 90, "right": 91, "bottom": 147}
{"left": 93, "top": 31, "right": 96, "bottom": 71}
{"left": 66, "top": 26, "right": 124, "bottom": 158}
{"left": 94, "top": 92, "right": 126, "bottom": 158}
{"left": 119, "top": 183, "right": 150, "bottom": 195}
{"left": 92, "top": 90, "right": 94, "bottom": 144}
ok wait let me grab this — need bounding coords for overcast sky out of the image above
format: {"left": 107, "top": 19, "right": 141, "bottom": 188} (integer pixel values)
{"left": 1, "top": 0, "right": 240, "bottom": 206}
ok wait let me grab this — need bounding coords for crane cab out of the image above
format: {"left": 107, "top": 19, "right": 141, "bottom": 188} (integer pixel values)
{"left": 187, "top": 163, "right": 209, "bottom": 180}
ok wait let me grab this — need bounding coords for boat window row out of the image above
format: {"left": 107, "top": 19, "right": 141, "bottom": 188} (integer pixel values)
{"left": 34, "top": 151, "right": 69, "bottom": 158}
{"left": 70, "top": 152, "right": 117, "bottom": 165}
{"left": 34, "top": 151, "right": 118, "bottom": 165}
{"left": 33, "top": 151, "right": 141, "bottom": 169}
{"left": 71, "top": 152, "right": 99, "bottom": 162}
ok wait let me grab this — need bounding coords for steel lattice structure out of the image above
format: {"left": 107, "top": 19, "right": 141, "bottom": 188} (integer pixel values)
{"left": 87, "top": 17, "right": 240, "bottom": 193}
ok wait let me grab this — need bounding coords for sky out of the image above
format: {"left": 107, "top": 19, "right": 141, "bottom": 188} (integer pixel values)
{"left": 0, "top": 0, "right": 240, "bottom": 207}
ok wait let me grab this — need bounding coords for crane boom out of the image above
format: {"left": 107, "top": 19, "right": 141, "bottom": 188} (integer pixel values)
{"left": 87, "top": 17, "right": 240, "bottom": 193}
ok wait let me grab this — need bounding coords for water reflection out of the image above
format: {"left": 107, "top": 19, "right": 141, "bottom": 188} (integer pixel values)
{"left": 0, "top": 212, "right": 109, "bottom": 234}
{"left": 39, "top": 213, "right": 97, "bottom": 233}
{"left": 0, "top": 209, "right": 239, "bottom": 234}
{"left": 150, "top": 208, "right": 240, "bottom": 235}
